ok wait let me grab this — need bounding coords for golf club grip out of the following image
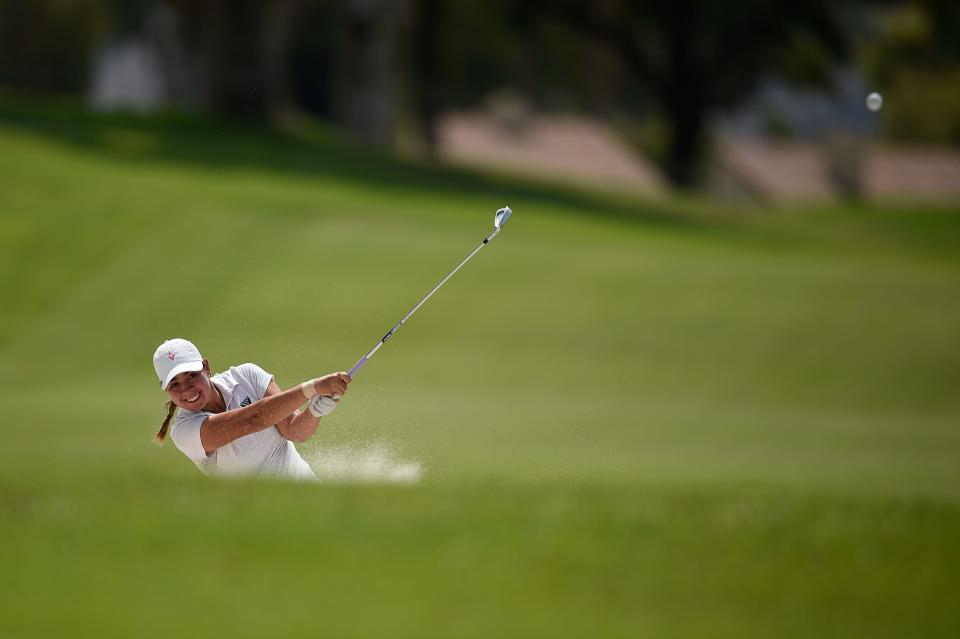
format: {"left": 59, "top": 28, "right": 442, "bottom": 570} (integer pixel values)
{"left": 348, "top": 356, "right": 369, "bottom": 379}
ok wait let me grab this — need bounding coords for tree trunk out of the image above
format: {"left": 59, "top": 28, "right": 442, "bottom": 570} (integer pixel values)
{"left": 663, "top": 84, "right": 707, "bottom": 188}
{"left": 661, "top": 1, "right": 706, "bottom": 188}
{"left": 204, "top": 0, "right": 266, "bottom": 118}
{"left": 410, "top": 0, "right": 443, "bottom": 154}
{"left": 261, "top": 0, "right": 301, "bottom": 116}
{"left": 335, "top": 0, "right": 405, "bottom": 145}
{"left": 192, "top": 0, "right": 300, "bottom": 120}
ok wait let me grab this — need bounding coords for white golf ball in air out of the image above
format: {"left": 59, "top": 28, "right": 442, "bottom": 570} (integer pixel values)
{"left": 866, "top": 92, "right": 883, "bottom": 112}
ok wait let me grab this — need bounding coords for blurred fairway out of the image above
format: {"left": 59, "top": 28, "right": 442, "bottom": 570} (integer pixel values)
{"left": 1, "top": 99, "right": 959, "bottom": 638}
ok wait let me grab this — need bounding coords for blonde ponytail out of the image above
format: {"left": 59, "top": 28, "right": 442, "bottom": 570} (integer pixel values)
{"left": 155, "top": 400, "right": 177, "bottom": 445}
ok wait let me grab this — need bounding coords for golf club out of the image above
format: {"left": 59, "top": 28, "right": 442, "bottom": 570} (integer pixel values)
{"left": 345, "top": 206, "right": 513, "bottom": 380}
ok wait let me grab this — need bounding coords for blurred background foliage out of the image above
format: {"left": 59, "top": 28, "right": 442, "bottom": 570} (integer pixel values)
{"left": 863, "top": 1, "right": 960, "bottom": 144}
{"left": 1, "top": 0, "right": 957, "bottom": 189}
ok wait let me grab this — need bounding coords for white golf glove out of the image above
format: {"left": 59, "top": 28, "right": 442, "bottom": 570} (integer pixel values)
{"left": 307, "top": 395, "right": 337, "bottom": 418}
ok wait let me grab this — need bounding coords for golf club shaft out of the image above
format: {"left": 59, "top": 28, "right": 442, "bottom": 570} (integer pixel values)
{"left": 347, "top": 225, "right": 502, "bottom": 379}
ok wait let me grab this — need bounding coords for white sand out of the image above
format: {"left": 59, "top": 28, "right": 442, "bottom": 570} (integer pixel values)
{"left": 307, "top": 440, "right": 423, "bottom": 484}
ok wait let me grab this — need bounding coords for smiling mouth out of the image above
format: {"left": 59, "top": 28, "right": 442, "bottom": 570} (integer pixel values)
{"left": 184, "top": 392, "right": 201, "bottom": 404}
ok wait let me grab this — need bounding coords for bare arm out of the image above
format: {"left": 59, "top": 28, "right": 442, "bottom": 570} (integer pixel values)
{"left": 199, "top": 372, "right": 349, "bottom": 454}
{"left": 270, "top": 380, "right": 324, "bottom": 443}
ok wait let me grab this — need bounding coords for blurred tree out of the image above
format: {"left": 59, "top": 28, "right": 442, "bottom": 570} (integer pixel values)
{"left": 288, "top": 1, "right": 339, "bottom": 120}
{"left": 332, "top": 0, "right": 407, "bottom": 145}
{"left": 0, "top": 0, "right": 111, "bottom": 93}
{"left": 864, "top": 1, "right": 960, "bottom": 145}
{"left": 167, "top": 0, "right": 302, "bottom": 119}
{"left": 407, "top": 0, "right": 879, "bottom": 188}
{"left": 397, "top": 0, "right": 631, "bottom": 164}
{"left": 410, "top": 0, "right": 444, "bottom": 153}
{"left": 545, "top": 0, "right": 862, "bottom": 188}
{"left": 917, "top": 0, "right": 960, "bottom": 58}
{"left": 432, "top": 1, "right": 535, "bottom": 109}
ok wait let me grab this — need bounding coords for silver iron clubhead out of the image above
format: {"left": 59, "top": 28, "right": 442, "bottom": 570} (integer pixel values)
{"left": 495, "top": 206, "right": 513, "bottom": 229}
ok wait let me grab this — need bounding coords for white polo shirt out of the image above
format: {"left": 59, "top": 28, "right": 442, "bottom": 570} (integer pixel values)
{"left": 170, "top": 363, "right": 317, "bottom": 481}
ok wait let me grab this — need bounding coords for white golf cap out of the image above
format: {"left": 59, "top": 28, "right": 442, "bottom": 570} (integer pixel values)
{"left": 153, "top": 338, "right": 205, "bottom": 389}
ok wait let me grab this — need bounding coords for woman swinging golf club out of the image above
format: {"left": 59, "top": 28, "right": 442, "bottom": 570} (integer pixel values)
{"left": 151, "top": 207, "right": 511, "bottom": 480}
{"left": 152, "top": 338, "right": 350, "bottom": 480}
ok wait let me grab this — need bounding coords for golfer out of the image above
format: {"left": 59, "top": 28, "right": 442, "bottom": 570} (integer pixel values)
{"left": 152, "top": 338, "right": 350, "bottom": 480}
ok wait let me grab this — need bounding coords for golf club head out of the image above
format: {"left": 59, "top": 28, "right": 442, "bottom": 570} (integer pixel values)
{"left": 494, "top": 206, "right": 513, "bottom": 230}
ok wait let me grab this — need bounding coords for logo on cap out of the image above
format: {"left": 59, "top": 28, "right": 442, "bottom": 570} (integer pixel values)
{"left": 167, "top": 350, "right": 176, "bottom": 361}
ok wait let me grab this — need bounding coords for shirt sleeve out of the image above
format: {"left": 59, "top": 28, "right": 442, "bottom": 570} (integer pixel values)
{"left": 170, "top": 411, "right": 211, "bottom": 463}
{"left": 236, "top": 363, "right": 274, "bottom": 399}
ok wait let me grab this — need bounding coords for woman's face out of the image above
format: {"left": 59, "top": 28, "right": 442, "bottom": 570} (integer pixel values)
{"left": 165, "top": 360, "right": 215, "bottom": 410}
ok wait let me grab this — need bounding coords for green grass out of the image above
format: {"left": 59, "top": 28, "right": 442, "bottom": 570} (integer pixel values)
{"left": 1, "top": 96, "right": 959, "bottom": 637}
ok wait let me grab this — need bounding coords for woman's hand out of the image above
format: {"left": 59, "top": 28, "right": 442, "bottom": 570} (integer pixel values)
{"left": 308, "top": 395, "right": 338, "bottom": 417}
{"left": 313, "top": 372, "right": 351, "bottom": 397}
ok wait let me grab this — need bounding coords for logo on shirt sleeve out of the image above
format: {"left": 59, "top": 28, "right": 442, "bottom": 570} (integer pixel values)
{"left": 240, "top": 397, "right": 251, "bottom": 407}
